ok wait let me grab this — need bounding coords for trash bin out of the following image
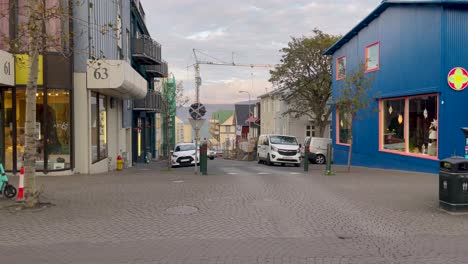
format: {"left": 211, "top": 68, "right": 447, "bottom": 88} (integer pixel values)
{"left": 439, "top": 157, "right": 468, "bottom": 212}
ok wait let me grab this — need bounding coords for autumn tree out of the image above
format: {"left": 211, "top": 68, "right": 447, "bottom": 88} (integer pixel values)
{"left": 334, "top": 63, "right": 374, "bottom": 172}
{"left": 269, "top": 29, "right": 340, "bottom": 137}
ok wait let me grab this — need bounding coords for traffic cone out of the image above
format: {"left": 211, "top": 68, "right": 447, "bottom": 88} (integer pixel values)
{"left": 17, "top": 167, "right": 25, "bottom": 201}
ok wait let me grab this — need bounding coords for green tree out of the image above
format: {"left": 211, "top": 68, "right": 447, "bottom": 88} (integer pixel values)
{"left": 335, "top": 63, "right": 374, "bottom": 172}
{"left": 269, "top": 29, "right": 340, "bottom": 137}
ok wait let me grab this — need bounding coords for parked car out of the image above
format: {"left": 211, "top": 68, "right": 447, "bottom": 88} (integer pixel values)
{"left": 171, "top": 143, "right": 200, "bottom": 168}
{"left": 302, "top": 137, "right": 332, "bottom": 164}
{"left": 257, "top": 134, "right": 301, "bottom": 167}
{"left": 208, "top": 150, "right": 217, "bottom": 160}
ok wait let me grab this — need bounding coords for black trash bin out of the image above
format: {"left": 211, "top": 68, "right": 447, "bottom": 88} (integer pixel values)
{"left": 439, "top": 157, "right": 468, "bottom": 211}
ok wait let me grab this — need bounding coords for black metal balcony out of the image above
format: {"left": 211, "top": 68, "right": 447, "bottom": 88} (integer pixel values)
{"left": 146, "top": 61, "right": 168, "bottom": 78}
{"left": 133, "top": 90, "right": 162, "bottom": 112}
{"left": 132, "top": 35, "right": 162, "bottom": 65}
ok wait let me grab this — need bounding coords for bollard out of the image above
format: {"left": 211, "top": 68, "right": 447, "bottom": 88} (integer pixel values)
{"left": 325, "top": 143, "right": 334, "bottom": 176}
{"left": 200, "top": 142, "right": 208, "bottom": 175}
{"left": 303, "top": 149, "right": 309, "bottom": 172}
{"left": 17, "top": 167, "right": 25, "bottom": 201}
{"left": 116, "top": 155, "right": 123, "bottom": 171}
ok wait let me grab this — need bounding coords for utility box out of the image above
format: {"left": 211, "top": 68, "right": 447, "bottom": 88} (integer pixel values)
{"left": 439, "top": 157, "right": 468, "bottom": 212}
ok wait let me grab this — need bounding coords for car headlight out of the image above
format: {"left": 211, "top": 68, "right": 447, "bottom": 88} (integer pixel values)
{"left": 272, "top": 146, "right": 278, "bottom": 152}
{"left": 172, "top": 155, "right": 178, "bottom": 158}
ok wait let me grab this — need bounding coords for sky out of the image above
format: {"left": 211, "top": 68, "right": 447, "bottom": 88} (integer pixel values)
{"left": 140, "top": 0, "right": 381, "bottom": 104}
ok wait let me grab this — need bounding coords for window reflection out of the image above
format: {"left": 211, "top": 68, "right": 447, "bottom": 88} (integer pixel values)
{"left": 47, "top": 90, "right": 71, "bottom": 170}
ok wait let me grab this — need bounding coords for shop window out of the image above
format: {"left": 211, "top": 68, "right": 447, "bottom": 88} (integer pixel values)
{"left": 380, "top": 94, "right": 438, "bottom": 158}
{"left": 382, "top": 99, "right": 405, "bottom": 152}
{"left": 336, "top": 56, "right": 346, "bottom": 80}
{"left": 365, "top": 42, "right": 379, "bottom": 72}
{"left": 409, "top": 96, "right": 438, "bottom": 156}
{"left": 336, "top": 109, "right": 352, "bottom": 145}
{"left": 46, "top": 90, "right": 71, "bottom": 170}
{"left": 91, "top": 92, "right": 108, "bottom": 163}
{"left": 15, "top": 90, "right": 45, "bottom": 171}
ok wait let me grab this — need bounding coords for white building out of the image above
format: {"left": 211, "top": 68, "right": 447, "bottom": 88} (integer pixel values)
{"left": 258, "top": 89, "right": 331, "bottom": 144}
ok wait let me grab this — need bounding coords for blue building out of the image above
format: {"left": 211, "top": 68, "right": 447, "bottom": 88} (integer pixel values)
{"left": 325, "top": 0, "right": 468, "bottom": 173}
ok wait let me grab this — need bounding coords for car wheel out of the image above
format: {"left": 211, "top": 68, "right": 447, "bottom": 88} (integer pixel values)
{"left": 266, "top": 154, "right": 272, "bottom": 166}
{"left": 209, "top": 157, "right": 214, "bottom": 160}
{"left": 257, "top": 155, "right": 262, "bottom": 164}
{"left": 315, "top": 154, "right": 326, "bottom": 164}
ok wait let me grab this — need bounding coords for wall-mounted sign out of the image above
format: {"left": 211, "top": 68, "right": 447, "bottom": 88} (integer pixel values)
{"left": 447, "top": 67, "right": 468, "bottom": 91}
{"left": 0, "top": 50, "right": 14, "bottom": 86}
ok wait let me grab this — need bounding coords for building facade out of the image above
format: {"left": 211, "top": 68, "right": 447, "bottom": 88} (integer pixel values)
{"left": 325, "top": 0, "right": 468, "bottom": 173}
{"left": 0, "top": 0, "right": 168, "bottom": 175}
{"left": 258, "top": 90, "right": 331, "bottom": 145}
{"left": 209, "top": 110, "right": 235, "bottom": 151}
{"left": 174, "top": 116, "right": 184, "bottom": 144}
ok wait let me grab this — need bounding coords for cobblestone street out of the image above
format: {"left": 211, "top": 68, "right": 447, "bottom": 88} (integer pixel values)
{"left": 1, "top": 159, "right": 467, "bottom": 263}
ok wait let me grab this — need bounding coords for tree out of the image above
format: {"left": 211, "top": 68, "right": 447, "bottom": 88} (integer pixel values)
{"left": 161, "top": 78, "right": 188, "bottom": 170}
{"left": 269, "top": 29, "right": 340, "bottom": 137}
{"left": 334, "top": 63, "right": 374, "bottom": 172}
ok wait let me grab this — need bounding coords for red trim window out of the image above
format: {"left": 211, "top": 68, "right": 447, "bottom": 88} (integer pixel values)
{"left": 365, "top": 42, "right": 380, "bottom": 72}
{"left": 379, "top": 94, "right": 438, "bottom": 160}
{"left": 336, "top": 56, "right": 346, "bottom": 80}
{"left": 336, "top": 108, "right": 351, "bottom": 146}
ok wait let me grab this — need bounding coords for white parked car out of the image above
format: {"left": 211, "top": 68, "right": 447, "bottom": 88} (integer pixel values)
{"left": 301, "top": 137, "right": 332, "bottom": 164}
{"left": 257, "top": 134, "right": 301, "bottom": 167}
{"left": 171, "top": 143, "right": 200, "bottom": 168}
{"left": 208, "top": 150, "right": 217, "bottom": 160}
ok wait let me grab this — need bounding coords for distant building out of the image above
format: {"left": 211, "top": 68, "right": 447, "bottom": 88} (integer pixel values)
{"left": 183, "top": 124, "right": 193, "bottom": 143}
{"left": 209, "top": 110, "right": 236, "bottom": 150}
{"left": 258, "top": 89, "right": 330, "bottom": 144}
{"left": 175, "top": 117, "right": 185, "bottom": 144}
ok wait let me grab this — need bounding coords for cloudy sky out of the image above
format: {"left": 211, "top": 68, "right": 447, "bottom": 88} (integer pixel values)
{"left": 140, "top": 0, "right": 381, "bottom": 104}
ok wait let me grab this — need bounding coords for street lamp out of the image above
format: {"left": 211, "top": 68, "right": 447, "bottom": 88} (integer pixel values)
{"left": 238, "top": 90, "right": 251, "bottom": 138}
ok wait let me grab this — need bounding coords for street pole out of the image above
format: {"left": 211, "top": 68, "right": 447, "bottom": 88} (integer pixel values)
{"left": 194, "top": 62, "right": 201, "bottom": 175}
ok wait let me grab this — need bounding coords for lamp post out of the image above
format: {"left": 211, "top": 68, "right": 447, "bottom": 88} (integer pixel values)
{"left": 238, "top": 90, "right": 251, "bottom": 138}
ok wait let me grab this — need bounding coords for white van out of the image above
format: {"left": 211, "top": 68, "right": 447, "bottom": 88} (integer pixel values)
{"left": 301, "top": 137, "right": 332, "bottom": 164}
{"left": 257, "top": 134, "right": 301, "bottom": 166}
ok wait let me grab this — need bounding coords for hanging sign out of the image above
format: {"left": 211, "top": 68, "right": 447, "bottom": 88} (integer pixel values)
{"left": 447, "top": 67, "right": 468, "bottom": 91}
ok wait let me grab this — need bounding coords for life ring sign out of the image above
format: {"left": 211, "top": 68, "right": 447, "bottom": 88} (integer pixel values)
{"left": 448, "top": 67, "right": 468, "bottom": 91}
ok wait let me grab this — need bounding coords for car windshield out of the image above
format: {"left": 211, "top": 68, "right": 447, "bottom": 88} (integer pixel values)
{"left": 175, "top": 145, "right": 196, "bottom": 152}
{"left": 270, "top": 136, "right": 298, "bottom": 145}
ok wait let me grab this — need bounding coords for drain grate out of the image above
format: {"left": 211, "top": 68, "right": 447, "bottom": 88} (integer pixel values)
{"left": 165, "top": 205, "right": 198, "bottom": 215}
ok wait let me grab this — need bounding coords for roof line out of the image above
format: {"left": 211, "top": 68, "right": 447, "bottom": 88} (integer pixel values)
{"left": 324, "top": 0, "right": 467, "bottom": 55}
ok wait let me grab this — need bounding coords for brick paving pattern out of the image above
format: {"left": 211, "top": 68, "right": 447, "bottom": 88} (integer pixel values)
{"left": 1, "top": 159, "right": 467, "bottom": 263}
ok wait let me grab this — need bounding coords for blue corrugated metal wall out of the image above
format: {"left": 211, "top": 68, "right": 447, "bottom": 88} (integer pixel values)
{"left": 332, "top": 5, "right": 447, "bottom": 173}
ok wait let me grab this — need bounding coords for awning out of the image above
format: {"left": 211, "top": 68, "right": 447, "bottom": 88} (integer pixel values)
{"left": 0, "top": 50, "right": 14, "bottom": 86}
{"left": 87, "top": 60, "right": 147, "bottom": 99}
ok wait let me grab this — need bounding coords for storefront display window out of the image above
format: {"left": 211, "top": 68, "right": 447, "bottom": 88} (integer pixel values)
{"left": 382, "top": 99, "right": 405, "bottom": 152}
{"left": 380, "top": 94, "right": 438, "bottom": 158}
{"left": 91, "top": 92, "right": 107, "bottom": 163}
{"left": 47, "top": 90, "right": 71, "bottom": 170}
{"left": 337, "top": 110, "right": 352, "bottom": 145}
{"left": 16, "top": 90, "right": 45, "bottom": 170}
{"left": 365, "top": 42, "right": 380, "bottom": 72}
{"left": 409, "top": 96, "right": 438, "bottom": 157}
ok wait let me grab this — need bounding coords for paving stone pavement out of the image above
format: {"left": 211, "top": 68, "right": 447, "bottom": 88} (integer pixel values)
{"left": 1, "top": 159, "right": 468, "bottom": 263}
